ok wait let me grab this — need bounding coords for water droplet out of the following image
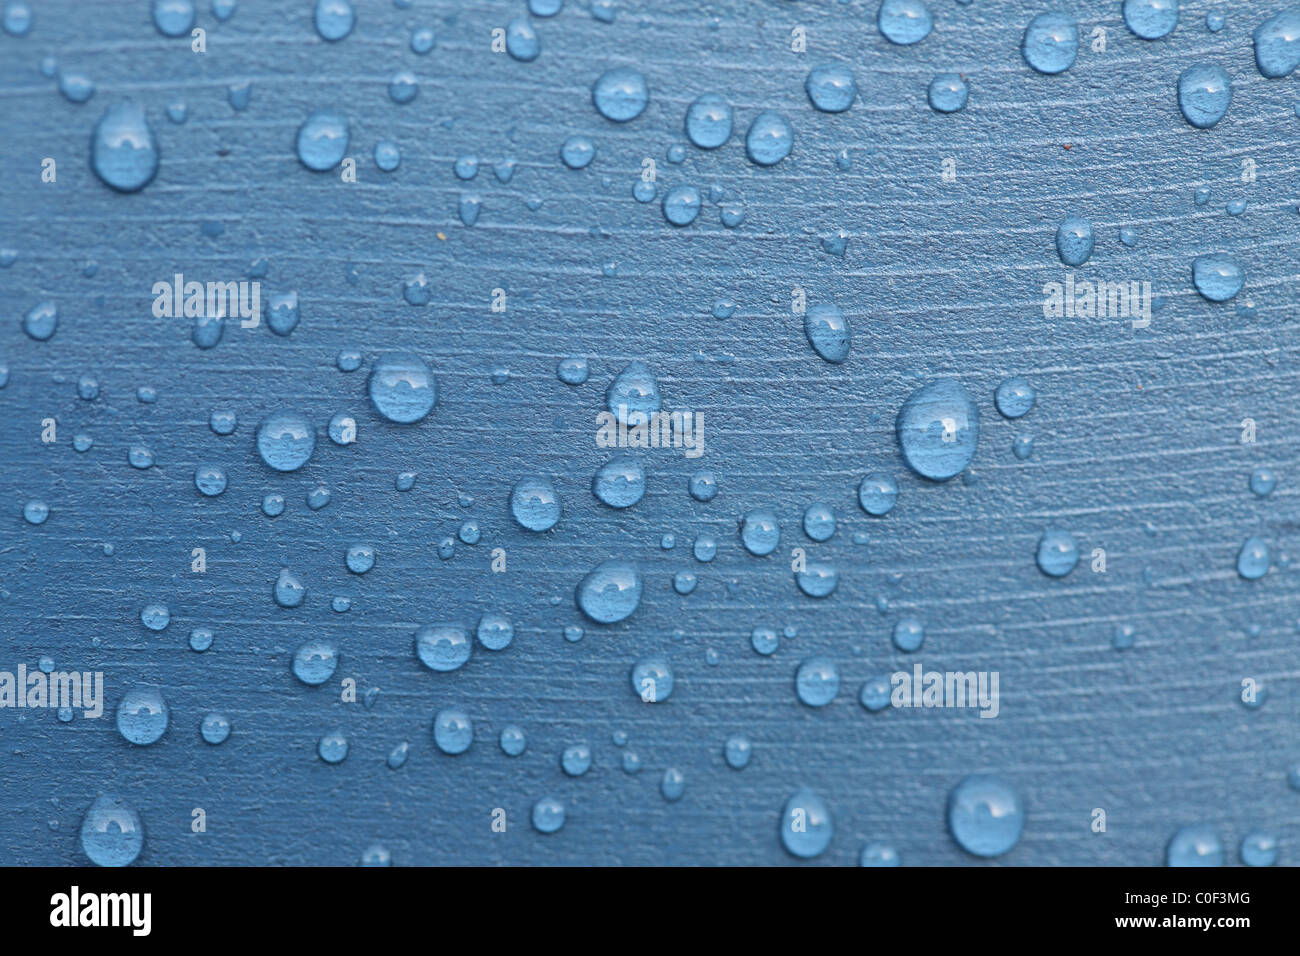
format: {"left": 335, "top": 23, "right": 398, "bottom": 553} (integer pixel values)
{"left": 685, "top": 93, "right": 732, "bottom": 148}
{"left": 994, "top": 376, "right": 1036, "bottom": 418}
{"left": 561, "top": 743, "right": 592, "bottom": 775}
{"left": 662, "top": 185, "right": 702, "bottom": 226}
{"left": 116, "top": 686, "right": 169, "bottom": 745}
{"left": 803, "top": 303, "right": 851, "bottom": 363}
{"left": 860, "top": 675, "right": 892, "bottom": 711}
{"left": 200, "top": 712, "right": 231, "bottom": 745}
{"left": 295, "top": 109, "right": 349, "bottom": 171}
{"left": 140, "top": 604, "right": 170, "bottom": 631}
{"left": 506, "top": 18, "right": 540, "bottom": 61}
{"left": 368, "top": 353, "right": 437, "bottom": 423}
{"left": 292, "top": 639, "right": 338, "bottom": 685}
{"left": 194, "top": 464, "right": 227, "bottom": 497}
{"left": 274, "top": 568, "right": 307, "bottom": 607}
{"left": 795, "top": 656, "right": 839, "bottom": 706}
{"left": 805, "top": 63, "right": 857, "bottom": 112}
{"left": 780, "top": 788, "right": 833, "bottom": 858}
{"left": 560, "top": 134, "right": 596, "bottom": 169}
{"left": 1123, "top": 0, "right": 1178, "bottom": 39}
{"left": 594, "top": 455, "right": 646, "bottom": 508}
{"left": 576, "top": 561, "right": 643, "bottom": 624}
{"left": 80, "top": 796, "right": 143, "bottom": 867}
{"left": 717, "top": 736, "right": 753, "bottom": 776}
{"left": 59, "top": 72, "right": 96, "bottom": 104}
{"left": 878, "top": 0, "right": 933, "bottom": 45}
{"left": 745, "top": 111, "right": 793, "bottom": 166}
{"left": 1036, "top": 529, "right": 1079, "bottom": 577}
{"left": 751, "top": 627, "right": 779, "bottom": 655}
{"left": 1055, "top": 215, "right": 1094, "bottom": 266}
{"left": 896, "top": 379, "right": 979, "bottom": 480}
{"left": 386, "top": 742, "right": 409, "bottom": 769}
{"left": 689, "top": 470, "right": 718, "bottom": 502}
{"left": 1237, "top": 536, "right": 1270, "bottom": 579}
{"left": 2, "top": 0, "right": 32, "bottom": 36}
{"left": 433, "top": 706, "right": 473, "bottom": 754}
{"left": 606, "top": 361, "right": 660, "bottom": 425}
{"left": 532, "top": 797, "right": 565, "bottom": 833}
{"left": 592, "top": 67, "right": 647, "bottom": 122}
{"left": 510, "top": 475, "right": 562, "bottom": 531}
{"left": 861, "top": 842, "right": 901, "bottom": 866}
{"left": 892, "top": 618, "right": 925, "bottom": 652}
{"left": 415, "top": 625, "right": 472, "bottom": 672}
{"left": 256, "top": 409, "right": 315, "bottom": 471}
{"left": 23, "top": 500, "right": 49, "bottom": 525}
{"left": 1177, "top": 63, "right": 1231, "bottom": 128}
{"left": 557, "top": 356, "right": 589, "bottom": 384}
{"left": 91, "top": 102, "right": 159, "bottom": 192}
{"left": 1192, "top": 252, "right": 1244, "bottom": 302}
{"left": 500, "top": 724, "right": 526, "bottom": 756}
{"left": 796, "top": 561, "right": 839, "bottom": 598}
{"left": 660, "top": 767, "right": 686, "bottom": 801}
{"left": 1166, "top": 825, "right": 1224, "bottom": 866}
{"left": 803, "top": 503, "right": 836, "bottom": 542}
{"left": 152, "top": 0, "right": 194, "bottom": 36}
{"left": 314, "top": 0, "right": 354, "bottom": 41}
{"left": 948, "top": 775, "right": 1025, "bottom": 857}
{"left": 1249, "top": 467, "right": 1277, "bottom": 496}
{"left": 631, "top": 655, "right": 673, "bottom": 701}
{"left": 318, "top": 731, "right": 349, "bottom": 763}
{"left": 927, "top": 73, "right": 969, "bottom": 113}
{"left": 1240, "top": 831, "right": 1278, "bottom": 867}
{"left": 1253, "top": 8, "right": 1300, "bottom": 78}
{"left": 1021, "top": 12, "right": 1079, "bottom": 74}
{"left": 740, "top": 508, "right": 781, "bottom": 556}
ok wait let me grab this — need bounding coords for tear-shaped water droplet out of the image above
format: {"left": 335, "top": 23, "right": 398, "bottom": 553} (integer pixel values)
{"left": 91, "top": 102, "right": 159, "bottom": 192}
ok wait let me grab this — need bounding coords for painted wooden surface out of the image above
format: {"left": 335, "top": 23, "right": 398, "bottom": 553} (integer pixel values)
{"left": 0, "top": 0, "right": 1297, "bottom": 865}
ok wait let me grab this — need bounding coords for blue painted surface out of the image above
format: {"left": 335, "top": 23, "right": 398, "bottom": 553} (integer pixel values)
{"left": 1, "top": 0, "right": 1298, "bottom": 865}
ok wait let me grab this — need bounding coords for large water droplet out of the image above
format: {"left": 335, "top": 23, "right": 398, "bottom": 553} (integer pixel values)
{"left": 606, "top": 361, "right": 660, "bottom": 425}
{"left": 593, "top": 455, "right": 646, "bottom": 508}
{"left": 1055, "top": 215, "right": 1094, "bottom": 266}
{"left": 1237, "top": 536, "right": 1270, "bottom": 579}
{"left": 1253, "top": 8, "right": 1300, "bottom": 78}
{"left": 1123, "top": 0, "right": 1178, "bottom": 39}
{"left": 116, "top": 686, "right": 169, "bottom": 745}
{"left": 592, "top": 67, "right": 647, "bottom": 122}
{"left": 292, "top": 639, "right": 338, "bottom": 685}
{"left": 433, "top": 706, "right": 473, "bottom": 754}
{"left": 80, "top": 796, "right": 144, "bottom": 867}
{"left": 314, "top": 0, "right": 354, "bottom": 41}
{"left": 1192, "top": 253, "right": 1244, "bottom": 302}
{"left": 685, "top": 93, "right": 732, "bottom": 148}
{"left": 91, "top": 102, "right": 159, "bottom": 192}
{"left": 415, "top": 625, "right": 472, "bottom": 671}
{"left": 878, "top": 0, "right": 933, "bottom": 45}
{"left": 795, "top": 656, "right": 839, "bottom": 706}
{"left": 804, "top": 304, "right": 851, "bottom": 363}
{"left": 368, "top": 353, "right": 437, "bottom": 423}
{"left": 895, "top": 379, "right": 979, "bottom": 480}
{"left": 745, "top": 111, "right": 793, "bottom": 166}
{"left": 805, "top": 63, "right": 857, "bottom": 112}
{"left": 511, "top": 475, "right": 562, "bottom": 531}
{"left": 577, "top": 560, "right": 643, "bottom": 623}
{"left": 295, "top": 109, "right": 349, "bottom": 171}
{"left": 780, "top": 788, "right": 833, "bottom": 858}
{"left": 1021, "top": 12, "right": 1079, "bottom": 74}
{"left": 1177, "top": 63, "right": 1231, "bottom": 128}
{"left": 947, "top": 775, "right": 1025, "bottom": 857}
{"left": 1036, "top": 529, "right": 1079, "bottom": 577}
{"left": 1166, "top": 825, "right": 1224, "bottom": 866}
{"left": 740, "top": 507, "right": 781, "bottom": 555}
{"left": 256, "top": 409, "right": 315, "bottom": 471}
